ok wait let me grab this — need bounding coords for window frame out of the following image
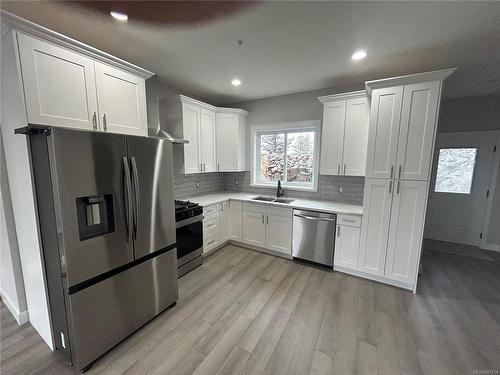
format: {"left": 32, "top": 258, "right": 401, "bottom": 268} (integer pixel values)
{"left": 433, "top": 147, "right": 478, "bottom": 195}
{"left": 250, "top": 120, "right": 321, "bottom": 192}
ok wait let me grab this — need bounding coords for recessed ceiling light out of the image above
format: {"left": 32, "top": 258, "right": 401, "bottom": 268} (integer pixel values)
{"left": 352, "top": 50, "right": 367, "bottom": 61}
{"left": 110, "top": 11, "right": 128, "bottom": 22}
{"left": 231, "top": 79, "right": 242, "bottom": 86}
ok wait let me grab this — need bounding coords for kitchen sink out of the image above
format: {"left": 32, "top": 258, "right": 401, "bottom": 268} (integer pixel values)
{"left": 250, "top": 196, "right": 295, "bottom": 204}
{"left": 251, "top": 196, "right": 276, "bottom": 202}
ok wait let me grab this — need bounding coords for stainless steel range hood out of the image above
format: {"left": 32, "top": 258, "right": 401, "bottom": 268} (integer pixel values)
{"left": 146, "top": 76, "right": 188, "bottom": 144}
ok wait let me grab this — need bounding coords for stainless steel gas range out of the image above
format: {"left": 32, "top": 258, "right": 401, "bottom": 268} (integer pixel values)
{"left": 175, "top": 200, "right": 204, "bottom": 277}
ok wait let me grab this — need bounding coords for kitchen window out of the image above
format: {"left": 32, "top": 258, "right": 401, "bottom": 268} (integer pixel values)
{"left": 251, "top": 121, "right": 320, "bottom": 191}
{"left": 434, "top": 147, "right": 477, "bottom": 194}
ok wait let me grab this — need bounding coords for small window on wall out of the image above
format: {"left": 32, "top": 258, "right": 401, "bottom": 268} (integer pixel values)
{"left": 434, "top": 148, "right": 477, "bottom": 194}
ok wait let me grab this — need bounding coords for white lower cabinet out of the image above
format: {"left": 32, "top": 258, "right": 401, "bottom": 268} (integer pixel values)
{"left": 219, "top": 201, "right": 230, "bottom": 243}
{"left": 202, "top": 200, "right": 234, "bottom": 254}
{"left": 242, "top": 203, "right": 292, "bottom": 255}
{"left": 334, "top": 223, "right": 361, "bottom": 270}
{"left": 384, "top": 180, "right": 427, "bottom": 284}
{"left": 229, "top": 201, "right": 243, "bottom": 241}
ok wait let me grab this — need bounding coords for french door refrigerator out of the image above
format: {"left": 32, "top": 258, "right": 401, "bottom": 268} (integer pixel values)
{"left": 17, "top": 125, "right": 178, "bottom": 372}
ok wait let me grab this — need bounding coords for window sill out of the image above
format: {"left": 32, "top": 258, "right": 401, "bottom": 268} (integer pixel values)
{"left": 249, "top": 183, "right": 318, "bottom": 193}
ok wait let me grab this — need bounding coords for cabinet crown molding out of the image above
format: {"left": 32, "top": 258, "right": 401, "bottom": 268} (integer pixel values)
{"left": 179, "top": 94, "right": 217, "bottom": 111}
{"left": 365, "top": 68, "right": 456, "bottom": 95}
{"left": 0, "top": 10, "right": 154, "bottom": 79}
{"left": 216, "top": 107, "right": 249, "bottom": 117}
{"left": 318, "top": 90, "right": 367, "bottom": 103}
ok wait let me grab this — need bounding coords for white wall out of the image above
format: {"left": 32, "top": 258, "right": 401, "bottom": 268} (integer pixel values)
{"left": 0, "top": 131, "right": 28, "bottom": 324}
{"left": 1, "top": 26, "right": 53, "bottom": 348}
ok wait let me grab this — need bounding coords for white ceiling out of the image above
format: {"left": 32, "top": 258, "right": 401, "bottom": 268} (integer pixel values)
{"left": 2, "top": 1, "right": 500, "bottom": 104}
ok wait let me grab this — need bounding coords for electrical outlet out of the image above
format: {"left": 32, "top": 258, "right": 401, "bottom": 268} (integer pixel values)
{"left": 339, "top": 186, "right": 343, "bottom": 193}
{"left": 196, "top": 181, "right": 200, "bottom": 188}
{"left": 235, "top": 179, "right": 239, "bottom": 185}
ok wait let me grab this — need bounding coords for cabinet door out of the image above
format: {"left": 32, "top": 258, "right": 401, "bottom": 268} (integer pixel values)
{"left": 334, "top": 225, "right": 360, "bottom": 270}
{"left": 265, "top": 214, "right": 292, "bottom": 255}
{"left": 320, "top": 100, "right": 346, "bottom": 175}
{"left": 200, "top": 108, "right": 217, "bottom": 172}
{"left": 216, "top": 113, "right": 239, "bottom": 171}
{"left": 17, "top": 33, "right": 98, "bottom": 130}
{"left": 365, "top": 86, "right": 403, "bottom": 179}
{"left": 229, "top": 201, "right": 243, "bottom": 241}
{"left": 343, "top": 97, "right": 370, "bottom": 176}
{"left": 358, "top": 178, "right": 393, "bottom": 276}
{"left": 242, "top": 209, "right": 266, "bottom": 247}
{"left": 182, "top": 103, "right": 201, "bottom": 174}
{"left": 219, "top": 201, "right": 230, "bottom": 243}
{"left": 385, "top": 180, "right": 427, "bottom": 284}
{"left": 396, "top": 81, "right": 440, "bottom": 181}
{"left": 94, "top": 62, "right": 147, "bottom": 136}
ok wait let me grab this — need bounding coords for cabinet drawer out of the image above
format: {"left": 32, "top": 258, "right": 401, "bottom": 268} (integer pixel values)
{"left": 338, "top": 214, "right": 361, "bottom": 228}
{"left": 203, "top": 216, "right": 218, "bottom": 233}
{"left": 242, "top": 202, "right": 264, "bottom": 213}
{"left": 204, "top": 231, "right": 219, "bottom": 253}
{"left": 204, "top": 204, "right": 219, "bottom": 217}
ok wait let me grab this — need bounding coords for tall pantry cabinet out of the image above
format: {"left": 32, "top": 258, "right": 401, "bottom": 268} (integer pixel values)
{"left": 359, "top": 69, "right": 455, "bottom": 292}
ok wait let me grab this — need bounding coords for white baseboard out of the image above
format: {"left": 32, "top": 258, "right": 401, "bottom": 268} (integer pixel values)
{"left": 0, "top": 289, "right": 29, "bottom": 325}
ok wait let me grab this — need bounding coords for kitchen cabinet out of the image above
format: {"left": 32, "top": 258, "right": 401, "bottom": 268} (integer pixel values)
{"left": 229, "top": 200, "right": 243, "bottom": 241}
{"left": 17, "top": 32, "right": 99, "bottom": 131}
{"left": 182, "top": 103, "right": 202, "bottom": 174}
{"left": 219, "top": 201, "right": 230, "bottom": 243}
{"left": 318, "top": 91, "right": 369, "bottom": 176}
{"left": 200, "top": 108, "right": 217, "bottom": 172}
{"left": 242, "top": 203, "right": 292, "bottom": 254}
{"left": 16, "top": 32, "right": 150, "bottom": 136}
{"left": 216, "top": 109, "right": 248, "bottom": 172}
{"left": 334, "top": 224, "right": 360, "bottom": 270}
{"left": 94, "top": 62, "right": 147, "bottom": 135}
{"left": 358, "top": 178, "right": 393, "bottom": 277}
{"left": 384, "top": 180, "right": 427, "bottom": 284}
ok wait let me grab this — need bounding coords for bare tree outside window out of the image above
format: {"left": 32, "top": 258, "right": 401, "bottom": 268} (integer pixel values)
{"left": 434, "top": 148, "right": 477, "bottom": 194}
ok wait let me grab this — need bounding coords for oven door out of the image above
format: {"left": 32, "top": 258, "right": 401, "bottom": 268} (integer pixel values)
{"left": 176, "top": 215, "right": 203, "bottom": 267}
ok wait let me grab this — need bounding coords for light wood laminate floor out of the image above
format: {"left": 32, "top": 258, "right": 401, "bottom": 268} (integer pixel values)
{"left": 1, "top": 243, "right": 500, "bottom": 375}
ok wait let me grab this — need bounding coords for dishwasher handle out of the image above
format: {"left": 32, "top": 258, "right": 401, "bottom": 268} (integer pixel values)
{"left": 294, "top": 213, "right": 336, "bottom": 222}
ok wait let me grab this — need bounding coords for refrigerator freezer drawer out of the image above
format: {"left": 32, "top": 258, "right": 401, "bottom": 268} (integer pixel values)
{"left": 67, "top": 249, "right": 178, "bottom": 370}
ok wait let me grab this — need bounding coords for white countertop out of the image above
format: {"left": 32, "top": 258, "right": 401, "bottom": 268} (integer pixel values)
{"left": 183, "top": 192, "right": 363, "bottom": 216}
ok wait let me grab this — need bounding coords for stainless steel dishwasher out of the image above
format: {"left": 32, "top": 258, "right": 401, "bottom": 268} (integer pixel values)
{"left": 292, "top": 209, "right": 336, "bottom": 268}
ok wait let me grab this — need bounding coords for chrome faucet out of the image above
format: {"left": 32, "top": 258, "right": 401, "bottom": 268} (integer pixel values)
{"left": 277, "top": 180, "right": 284, "bottom": 197}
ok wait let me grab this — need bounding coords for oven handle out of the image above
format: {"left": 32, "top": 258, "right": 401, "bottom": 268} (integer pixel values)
{"left": 176, "top": 214, "right": 203, "bottom": 229}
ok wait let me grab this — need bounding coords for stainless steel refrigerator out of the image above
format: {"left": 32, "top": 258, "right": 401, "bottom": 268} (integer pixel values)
{"left": 17, "top": 125, "right": 178, "bottom": 372}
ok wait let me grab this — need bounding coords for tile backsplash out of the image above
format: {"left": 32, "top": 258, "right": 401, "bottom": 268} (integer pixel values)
{"left": 174, "top": 171, "right": 364, "bottom": 205}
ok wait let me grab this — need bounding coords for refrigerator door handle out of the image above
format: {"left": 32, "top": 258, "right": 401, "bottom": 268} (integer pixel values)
{"left": 122, "top": 157, "right": 133, "bottom": 243}
{"left": 130, "top": 157, "right": 140, "bottom": 240}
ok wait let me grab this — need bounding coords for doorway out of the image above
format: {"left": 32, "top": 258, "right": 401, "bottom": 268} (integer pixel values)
{"left": 425, "top": 131, "right": 498, "bottom": 247}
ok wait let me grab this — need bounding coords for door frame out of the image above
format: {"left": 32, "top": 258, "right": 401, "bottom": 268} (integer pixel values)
{"left": 426, "top": 130, "right": 499, "bottom": 249}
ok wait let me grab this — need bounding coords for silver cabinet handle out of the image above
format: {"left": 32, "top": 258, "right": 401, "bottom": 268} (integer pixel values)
{"left": 217, "top": 163, "right": 220, "bottom": 172}
{"left": 261, "top": 214, "right": 265, "bottom": 224}
{"left": 203, "top": 163, "right": 206, "bottom": 172}
{"left": 398, "top": 165, "right": 402, "bottom": 179}
{"left": 343, "top": 164, "right": 346, "bottom": 175}
{"left": 122, "top": 157, "right": 133, "bottom": 243}
{"left": 389, "top": 180, "right": 393, "bottom": 194}
{"left": 200, "top": 163, "right": 202, "bottom": 172}
{"left": 92, "top": 112, "right": 97, "bottom": 130}
{"left": 103, "top": 114, "right": 107, "bottom": 131}
{"left": 266, "top": 215, "right": 269, "bottom": 225}
{"left": 220, "top": 203, "right": 223, "bottom": 212}
{"left": 390, "top": 165, "right": 394, "bottom": 179}
{"left": 337, "top": 226, "right": 341, "bottom": 237}
{"left": 207, "top": 239, "right": 216, "bottom": 246}
{"left": 397, "top": 180, "right": 401, "bottom": 194}
{"left": 338, "top": 164, "right": 341, "bottom": 175}
{"left": 342, "top": 218, "right": 356, "bottom": 223}
{"left": 130, "top": 157, "right": 140, "bottom": 240}
{"left": 293, "top": 213, "right": 336, "bottom": 222}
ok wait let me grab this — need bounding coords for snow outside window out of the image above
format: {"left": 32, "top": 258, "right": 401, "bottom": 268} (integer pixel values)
{"left": 255, "top": 128, "right": 318, "bottom": 190}
{"left": 434, "top": 148, "right": 477, "bottom": 194}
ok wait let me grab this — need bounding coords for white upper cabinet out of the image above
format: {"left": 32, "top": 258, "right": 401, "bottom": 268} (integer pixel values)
{"left": 216, "top": 109, "right": 248, "bottom": 172}
{"left": 318, "top": 91, "right": 369, "bottom": 176}
{"left": 182, "top": 102, "right": 202, "bottom": 174}
{"left": 358, "top": 178, "right": 393, "bottom": 277}
{"left": 200, "top": 108, "right": 217, "bottom": 172}
{"left": 365, "top": 86, "right": 403, "bottom": 179}
{"left": 94, "top": 62, "right": 147, "bottom": 136}
{"left": 396, "top": 81, "right": 440, "bottom": 181}
{"left": 384, "top": 180, "right": 427, "bottom": 284}
{"left": 15, "top": 32, "right": 152, "bottom": 135}
{"left": 17, "top": 33, "right": 99, "bottom": 131}
{"left": 319, "top": 99, "right": 346, "bottom": 175}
